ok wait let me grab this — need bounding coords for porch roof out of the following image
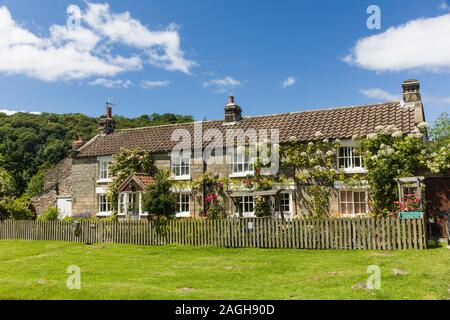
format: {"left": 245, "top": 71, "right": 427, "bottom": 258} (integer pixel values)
{"left": 118, "top": 174, "right": 154, "bottom": 192}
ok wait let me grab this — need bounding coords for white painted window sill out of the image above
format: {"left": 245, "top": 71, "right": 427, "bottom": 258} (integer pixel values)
{"left": 176, "top": 212, "right": 191, "bottom": 218}
{"left": 97, "top": 212, "right": 113, "bottom": 217}
{"left": 342, "top": 168, "right": 367, "bottom": 174}
{"left": 235, "top": 213, "right": 256, "bottom": 218}
{"left": 97, "top": 179, "right": 113, "bottom": 184}
{"left": 229, "top": 172, "right": 255, "bottom": 178}
{"left": 172, "top": 176, "right": 191, "bottom": 181}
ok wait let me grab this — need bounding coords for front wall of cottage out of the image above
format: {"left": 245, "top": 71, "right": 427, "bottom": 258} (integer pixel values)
{"left": 66, "top": 150, "right": 361, "bottom": 218}
{"left": 72, "top": 157, "right": 97, "bottom": 215}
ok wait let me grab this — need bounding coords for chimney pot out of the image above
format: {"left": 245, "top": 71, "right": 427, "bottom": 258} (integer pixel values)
{"left": 71, "top": 136, "right": 85, "bottom": 154}
{"left": 224, "top": 96, "right": 242, "bottom": 123}
{"left": 99, "top": 103, "right": 116, "bottom": 134}
{"left": 106, "top": 105, "right": 113, "bottom": 119}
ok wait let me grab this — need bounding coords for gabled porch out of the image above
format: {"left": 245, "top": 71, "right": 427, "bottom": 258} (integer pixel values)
{"left": 117, "top": 174, "right": 154, "bottom": 220}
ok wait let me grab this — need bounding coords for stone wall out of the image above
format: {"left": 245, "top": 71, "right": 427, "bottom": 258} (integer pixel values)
{"left": 32, "top": 149, "right": 355, "bottom": 218}
{"left": 31, "top": 157, "right": 72, "bottom": 215}
{"left": 44, "top": 157, "right": 72, "bottom": 192}
{"left": 71, "top": 157, "right": 97, "bottom": 215}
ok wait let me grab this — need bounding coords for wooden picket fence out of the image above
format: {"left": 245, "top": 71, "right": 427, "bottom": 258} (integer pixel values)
{"left": 0, "top": 217, "right": 427, "bottom": 250}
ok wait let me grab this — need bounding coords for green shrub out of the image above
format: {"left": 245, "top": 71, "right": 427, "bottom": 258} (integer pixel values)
{"left": 38, "top": 207, "right": 59, "bottom": 221}
{"left": 0, "top": 197, "right": 36, "bottom": 220}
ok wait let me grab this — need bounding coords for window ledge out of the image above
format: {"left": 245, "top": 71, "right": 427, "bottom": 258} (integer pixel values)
{"left": 172, "top": 176, "right": 191, "bottom": 181}
{"left": 229, "top": 172, "right": 254, "bottom": 178}
{"left": 97, "top": 179, "right": 113, "bottom": 184}
{"left": 342, "top": 168, "right": 367, "bottom": 174}
{"left": 176, "top": 212, "right": 191, "bottom": 218}
{"left": 97, "top": 212, "right": 113, "bottom": 217}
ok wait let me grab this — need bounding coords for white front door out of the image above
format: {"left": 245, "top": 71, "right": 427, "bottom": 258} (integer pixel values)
{"left": 57, "top": 197, "right": 72, "bottom": 218}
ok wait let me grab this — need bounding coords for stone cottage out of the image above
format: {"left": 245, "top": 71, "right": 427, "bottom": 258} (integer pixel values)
{"left": 33, "top": 80, "right": 426, "bottom": 220}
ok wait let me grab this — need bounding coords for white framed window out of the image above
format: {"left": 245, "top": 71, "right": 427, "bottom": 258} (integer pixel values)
{"left": 171, "top": 157, "right": 191, "bottom": 179}
{"left": 235, "top": 196, "right": 255, "bottom": 217}
{"left": 118, "top": 192, "right": 145, "bottom": 216}
{"left": 338, "top": 147, "right": 363, "bottom": 170}
{"left": 118, "top": 193, "right": 126, "bottom": 215}
{"left": 232, "top": 147, "right": 254, "bottom": 176}
{"left": 273, "top": 193, "right": 292, "bottom": 218}
{"left": 176, "top": 193, "right": 190, "bottom": 217}
{"left": 98, "top": 194, "right": 111, "bottom": 215}
{"left": 97, "top": 156, "right": 113, "bottom": 182}
{"left": 280, "top": 193, "right": 291, "bottom": 213}
{"left": 339, "top": 190, "right": 368, "bottom": 216}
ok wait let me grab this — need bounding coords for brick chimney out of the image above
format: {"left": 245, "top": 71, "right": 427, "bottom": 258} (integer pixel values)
{"left": 99, "top": 103, "right": 116, "bottom": 134}
{"left": 71, "top": 136, "right": 85, "bottom": 156}
{"left": 224, "top": 96, "right": 242, "bottom": 123}
{"left": 402, "top": 79, "right": 425, "bottom": 124}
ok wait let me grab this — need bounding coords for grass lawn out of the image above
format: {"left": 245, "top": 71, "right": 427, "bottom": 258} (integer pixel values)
{"left": 0, "top": 240, "right": 449, "bottom": 300}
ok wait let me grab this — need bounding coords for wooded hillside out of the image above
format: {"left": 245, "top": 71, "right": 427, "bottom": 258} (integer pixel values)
{"left": 0, "top": 111, "right": 194, "bottom": 198}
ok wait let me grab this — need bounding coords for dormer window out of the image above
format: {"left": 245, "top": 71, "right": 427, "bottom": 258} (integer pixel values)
{"left": 171, "top": 156, "right": 191, "bottom": 180}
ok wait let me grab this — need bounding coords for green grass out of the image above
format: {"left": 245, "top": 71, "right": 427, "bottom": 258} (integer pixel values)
{"left": 0, "top": 240, "right": 449, "bottom": 300}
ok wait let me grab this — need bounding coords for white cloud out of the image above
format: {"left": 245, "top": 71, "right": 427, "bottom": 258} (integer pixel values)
{"left": 0, "top": 2, "right": 195, "bottom": 82}
{"left": 281, "top": 76, "right": 296, "bottom": 88}
{"left": 81, "top": 2, "right": 196, "bottom": 73}
{"left": 89, "top": 78, "right": 133, "bottom": 89}
{"left": 0, "top": 109, "right": 41, "bottom": 115}
{"left": 140, "top": 80, "right": 170, "bottom": 88}
{"left": 344, "top": 13, "right": 450, "bottom": 72}
{"left": 423, "top": 95, "right": 450, "bottom": 108}
{"left": 202, "top": 76, "right": 242, "bottom": 93}
{"left": 359, "top": 88, "right": 399, "bottom": 101}
{"left": 440, "top": 1, "right": 449, "bottom": 11}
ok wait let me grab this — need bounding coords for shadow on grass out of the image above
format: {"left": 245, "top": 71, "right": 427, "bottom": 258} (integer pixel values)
{"left": 426, "top": 240, "right": 448, "bottom": 250}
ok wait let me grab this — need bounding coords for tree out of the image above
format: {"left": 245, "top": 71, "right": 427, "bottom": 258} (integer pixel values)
{"left": 0, "top": 167, "right": 15, "bottom": 198}
{"left": 25, "top": 169, "right": 46, "bottom": 198}
{"left": 360, "top": 124, "right": 428, "bottom": 215}
{"left": 107, "top": 149, "right": 155, "bottom": 213}
{"left": 0, "top": 197, "right": 35, "bottom": 220}
{"left": 428, "top": 113, "right": 450, "bottom": 173}
{"left": 429, "top": 112, "right": 450, "bottom": 146}
{"left": 142, "top": 171, "right": 177, "bottom": 219}
{"left": 281, "top": 132, "right": 344, "bottom": 217}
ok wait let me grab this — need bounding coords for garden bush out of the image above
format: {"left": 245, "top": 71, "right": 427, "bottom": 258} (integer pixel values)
{"left": 37, "top": 207, "right": 59, "bottom": 221}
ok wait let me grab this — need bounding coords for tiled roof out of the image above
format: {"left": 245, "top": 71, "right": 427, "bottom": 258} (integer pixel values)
{"left": 77, "top": 102, "right": 417, "bottom": 157}
{"left": 135, "top": 174, "right": 155, "bottom": 187}
{"left": 117, "top": 174, "right": 154, "bottom": 192}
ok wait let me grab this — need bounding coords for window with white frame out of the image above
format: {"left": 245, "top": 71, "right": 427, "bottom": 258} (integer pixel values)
{"left": 235, "top": 196, "right": 255, "bottom": 217}
{"left": 176, "top": 193, "right": 190, "bottom": 217}
{"left": 232, "top": 147, "right": 254, "bottom": 175}
{"left": 98, "top": 194, "right": 111, "bottom": 214}
{"left": 338, "top": 147, "right": 363, "bottom": 170}
{"left": 279, "top": 193, "right": 291, "bottom": 213}
{"left": 171, "top": 156, "right": 190, "bottom": 178}
{"left": 99, "top": 160, "right": 111, "bottom": 180}
{"left": 339, "top": 190, "right": 368, "bottom": 216}
{"left": 118, "top": 193, "right": 126, "bottom": 215}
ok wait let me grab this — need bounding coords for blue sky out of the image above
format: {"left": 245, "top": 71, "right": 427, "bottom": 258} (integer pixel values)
{"left": 0, "top": 0, "right": 449, "bottom": 123}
